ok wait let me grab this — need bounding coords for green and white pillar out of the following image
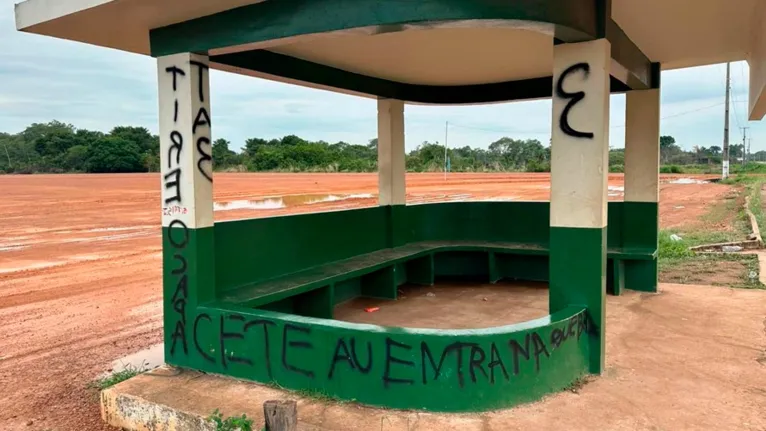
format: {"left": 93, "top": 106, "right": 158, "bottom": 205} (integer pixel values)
{"left": 549, "top": 39, "right": 610, "bottom": 374}
{"left": 158, "top": 53, "right": 216, "bottom": 366}
{"left": 377, "top": 99, "right": 406, "bottom": 247}
{"left": 623, "top": 88, "right": 661, "bottom": 292}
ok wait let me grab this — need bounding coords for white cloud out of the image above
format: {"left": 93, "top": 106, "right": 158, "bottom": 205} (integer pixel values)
{"left": 1, "top": 1, "right": 762, "bottom": 153}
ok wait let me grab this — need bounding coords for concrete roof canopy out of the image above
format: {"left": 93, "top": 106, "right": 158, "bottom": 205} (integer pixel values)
{"left": 14, "top": 0, "right": 766, "bottom": 118}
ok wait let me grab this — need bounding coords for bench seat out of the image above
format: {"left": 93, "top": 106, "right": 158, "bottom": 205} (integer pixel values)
{"left": 217, "top": 240, "right": 656, "bottom": 310}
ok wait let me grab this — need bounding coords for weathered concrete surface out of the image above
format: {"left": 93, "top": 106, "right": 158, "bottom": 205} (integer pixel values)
{"left": 101, "top": 283, "right": 766, "bottom": 431}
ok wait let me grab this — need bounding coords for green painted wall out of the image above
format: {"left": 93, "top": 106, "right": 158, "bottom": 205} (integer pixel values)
{"left": 214, "top": 206, "right": 389, "bottom": 291}
{"left": 162, "top": 226, "right": 215, "bottom": 363}
{"left": 213, "top": 202, "right": 653, "bottom": 294}
{"left": 548, "top": 227, "right": 606, "bottom": 374}
{"left": 171, "top": 304, "right": 590, "bottom": 412}
{"left": 163, "top": 201, "right": 657, "bottom": 411}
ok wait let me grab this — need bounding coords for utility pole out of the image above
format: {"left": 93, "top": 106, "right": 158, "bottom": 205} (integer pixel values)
{"left": 723, "top": 62, "right": 731, "bottom": 179}
{"left": 741, "top": 127, "right": 749, "bottom": 166}
{"left": 444, "top": 121, "right": 449, "bottom": 180}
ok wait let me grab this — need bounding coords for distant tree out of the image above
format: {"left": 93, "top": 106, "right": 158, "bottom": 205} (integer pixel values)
{"left": 213, "top": 138, "right": 237, "bottom": 169}
{"left": 109, "top": 126, "right": 157, "bottom": 153}
{"left": 63, "top": 145, "right": 89, "bottom": 171}
{"left": 244, "top": 137, "right": 269, "bottom": 157}
{"left": 86, "top": 137, "right": 143, "bottom": 173}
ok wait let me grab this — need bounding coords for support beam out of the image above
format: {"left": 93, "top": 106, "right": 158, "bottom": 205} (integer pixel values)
{"left": 748, "top": 1, "right": 766, "bottom": 120}
{"left": 158, "top": 52, "right": 216, "bottom": 366}
{"left": 212, "top": 50, "right": 638, "bottom": 104}
{"left": 377, "top": 99, "right": 405, "bottom": 206}
{"left": 623, "top": 89, "right": 660, "bottom": 293}
{"left": 549, "top": 39, "right": 610, "bottom": 374}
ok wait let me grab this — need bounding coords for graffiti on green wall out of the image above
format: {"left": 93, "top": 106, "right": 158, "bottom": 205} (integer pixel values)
{"left": 170, "top": 306, "right": 590, "bottom": 410}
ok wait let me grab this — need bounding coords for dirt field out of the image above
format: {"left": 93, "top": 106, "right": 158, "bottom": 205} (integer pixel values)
{"left": 0, "top": 173, "right": 730, "bottom": 430}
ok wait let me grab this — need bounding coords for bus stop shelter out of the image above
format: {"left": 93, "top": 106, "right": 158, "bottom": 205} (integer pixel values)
{"left": 15, "top": 0, "right": 766, "bottom": 414}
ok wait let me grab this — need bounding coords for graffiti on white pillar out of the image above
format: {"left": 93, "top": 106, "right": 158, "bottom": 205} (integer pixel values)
{"left": 158, "top": 53, "right": 213, "bottom": 358}
{"left": 190, "top": 60, "right": 213, "bottom": 183}
{"left": 555, "top": 63, "right": 594, "bottom": 139}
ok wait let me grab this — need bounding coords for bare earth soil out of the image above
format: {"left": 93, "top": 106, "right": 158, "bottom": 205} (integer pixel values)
{"left": 0, "top": 173, "right": 728, "bottom": 430}
{"left": 109, "top": 282, "right": 766, "bottom": 431}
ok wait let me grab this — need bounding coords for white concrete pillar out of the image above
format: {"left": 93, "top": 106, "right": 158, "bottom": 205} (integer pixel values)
{"left": 377, "top": 99, "right": 406, "bottom": 206}
{"left": 622, "top": 88, "right": 660, "bottom": 293}
{"left": 158, "top": 53, "right": 215, "bottom": 364}
{"left": 625, "top": 89, "right": 660, "bottom": 204}
{"left": 159, "top": 52, "right": 214, "bottom": 228}
{"left": 549, "top": 39, "right": 611, "bottom": 374}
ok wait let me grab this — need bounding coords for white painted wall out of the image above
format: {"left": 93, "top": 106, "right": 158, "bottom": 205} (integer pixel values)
{"left": 550, "top": 39, "right": 611, "bottom": 229}
{"left": 158, "top": 53, "right": 214, "bottom": 229}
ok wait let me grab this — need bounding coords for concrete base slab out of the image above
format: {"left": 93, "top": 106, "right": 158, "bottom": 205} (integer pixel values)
{"left": 102, "top": 283, "right": 766, "bottom": 431}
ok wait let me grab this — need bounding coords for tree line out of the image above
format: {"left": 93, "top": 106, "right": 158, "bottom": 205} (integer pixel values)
{"left": 1, "top": 120, "right": 756, "bottom": 175}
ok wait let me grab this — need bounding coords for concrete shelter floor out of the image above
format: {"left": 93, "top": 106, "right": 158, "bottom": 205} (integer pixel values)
{"left": 334, "top": 281, "right": 550, "bottom": 329}
{"left": 102, "top": 283, "right": 766, "bottom": 431}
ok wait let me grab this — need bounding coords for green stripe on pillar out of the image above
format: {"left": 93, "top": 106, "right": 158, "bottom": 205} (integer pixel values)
{"left": 163, "top": 226, "right": 216, "bottom": 367}
{"left": 549, "top": 226, "right": 606, "bottom": 373}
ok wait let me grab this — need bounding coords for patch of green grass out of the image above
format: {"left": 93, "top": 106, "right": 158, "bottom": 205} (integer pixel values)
{"left": 745, "top": 178, "right": 766, "bottom": 235}
{"left": 90, "top": 361, "right": 147, "bottom": 390}
{"left": 660, "top": 254, "right": 763, "bottom": 289}
{"left": 208, "top": 409, "right": 255, "bottom": 431}
{"left": 658, "top": 175, "right": 766, "bottom": 289}
{"left": 658, "top": 231, "right": 694, "bottom": 260}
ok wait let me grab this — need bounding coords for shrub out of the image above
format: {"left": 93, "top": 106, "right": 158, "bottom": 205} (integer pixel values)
{"left": 660, "top": 165, "right": 683, "bottom": 174}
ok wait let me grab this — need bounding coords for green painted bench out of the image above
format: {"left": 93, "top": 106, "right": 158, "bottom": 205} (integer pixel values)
{"left": 216, "top": 241, "right": 656, "bottom": 317}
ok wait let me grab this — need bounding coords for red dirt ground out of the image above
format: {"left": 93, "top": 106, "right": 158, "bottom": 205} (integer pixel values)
{"left": 0, "top": 173, "right": 725, "bottom": 430}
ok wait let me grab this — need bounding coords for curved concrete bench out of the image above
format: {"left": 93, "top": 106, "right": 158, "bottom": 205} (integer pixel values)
{"left": 218, "top": 240, "right": 656, "bottom": 311}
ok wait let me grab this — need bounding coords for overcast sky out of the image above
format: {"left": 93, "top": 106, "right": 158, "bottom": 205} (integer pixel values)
{"left": 1, "top": 1, "right": 762, "bottom": 153}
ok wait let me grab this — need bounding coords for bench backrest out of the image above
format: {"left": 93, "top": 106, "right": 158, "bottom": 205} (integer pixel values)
{"left": 214, "top": 201, "right": 656, "bottom": 292}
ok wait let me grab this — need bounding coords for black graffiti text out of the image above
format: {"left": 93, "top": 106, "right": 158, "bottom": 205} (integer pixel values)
{"left": 556, "top": 62, "right": 594, "bottom": 139}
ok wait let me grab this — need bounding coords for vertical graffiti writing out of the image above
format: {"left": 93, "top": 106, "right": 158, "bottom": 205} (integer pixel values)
{"left": 168, "top": 219, "right": 189, "bottom": 356}
{"left": 190, "top": 61, "right": 212, "bottom": 182}
{"left": 164, "top": 63, "right": 190, "bottom": 357}
{"left": 556, "top": 62, "right": 594, "bottom": 139}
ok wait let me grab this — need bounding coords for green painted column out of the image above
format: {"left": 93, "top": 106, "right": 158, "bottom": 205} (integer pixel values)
{"left": 158, "top": 53, "right": 216, "bottom": 367}
{"left": 549, "top": 39, "right": 610, "bottom": 374}
{"left": 624, "top": 88, "right": 661, "bottom": 292}
{"left": 378, "top": 99, "right": 406, "bottom": 247}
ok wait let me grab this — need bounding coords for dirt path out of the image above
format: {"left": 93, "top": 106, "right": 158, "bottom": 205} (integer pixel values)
{"left": 0, "top": 173, "right": 722, "bottom": 430}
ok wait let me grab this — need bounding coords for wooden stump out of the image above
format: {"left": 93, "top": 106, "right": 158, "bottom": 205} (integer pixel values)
{"left": 263, "top": 400, "right": 297, "bottom": 431}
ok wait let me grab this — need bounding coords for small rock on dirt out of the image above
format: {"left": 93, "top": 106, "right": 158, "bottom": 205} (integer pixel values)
{"left": 426, "top": 292, "right": 436, "bottom": 297}
{"left": 482, "top": 297, "right": 488, "bottom": 301}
